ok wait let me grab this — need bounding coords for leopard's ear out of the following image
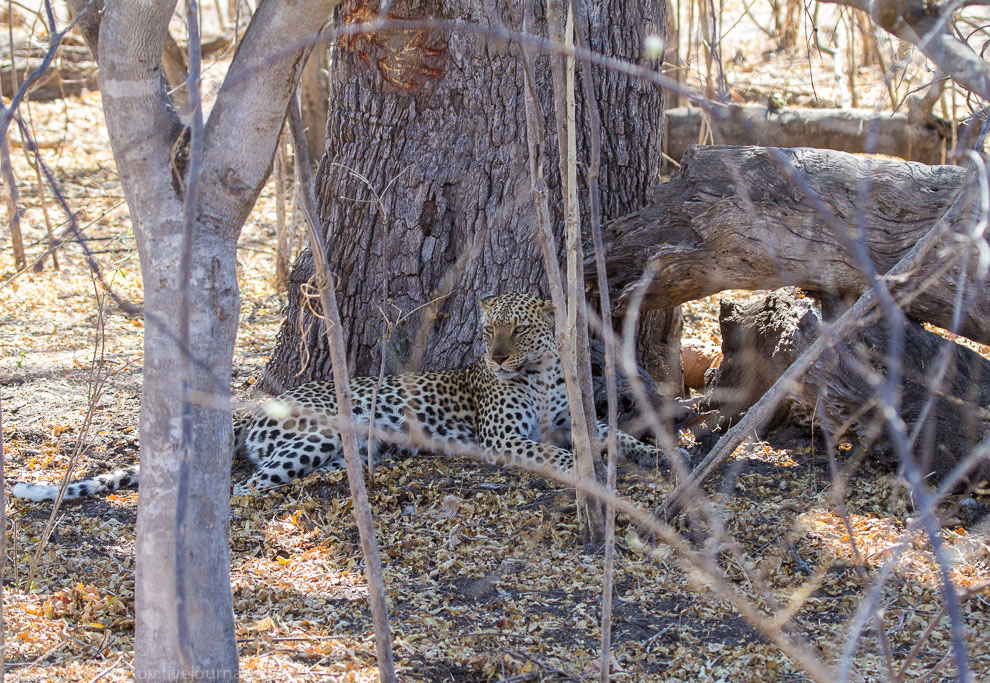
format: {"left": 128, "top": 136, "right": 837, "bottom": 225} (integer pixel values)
{"left": 541, "top": 299, "right": 555, "bottom": 324}
{"left": 479, "top": 293, "right": 497, "bottom": 311}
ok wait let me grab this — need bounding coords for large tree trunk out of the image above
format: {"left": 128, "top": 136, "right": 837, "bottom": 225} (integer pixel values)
{"left": 263, "top": 0, "right": 669, "bottom": 392}
{"left": 595, "top": 145, "right": 990, "bottom": 346}
{"left": 98, "top": 1, "right": 338, "bottom": 678}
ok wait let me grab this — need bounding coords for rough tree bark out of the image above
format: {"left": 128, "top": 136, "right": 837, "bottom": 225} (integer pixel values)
{"left": 702, "top": 289, "right": 990, "bottom": 482}
{"left": 263, "top": 0, "right": 669, "bottom": 392}
{"left": 664, "top": 104, "right": 952, "bottom": 166}
{"left": 595, "top": 145, "right": 990, "bottom": 346}
{"left": 97, "top": 1, "right": 338, "bottom": 678}
{"left": 66, "top": 0, "right": 104, "bottom": 56}
{"left": 637, "top": 309, "right": 684, "bottom": 396}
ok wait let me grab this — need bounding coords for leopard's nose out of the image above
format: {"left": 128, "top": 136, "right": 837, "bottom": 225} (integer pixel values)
{"left": 491, "top": 353, "right": 508, "bottom": 364}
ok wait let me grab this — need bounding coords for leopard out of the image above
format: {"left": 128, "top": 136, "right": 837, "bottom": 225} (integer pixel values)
{"left": 11, "top": 292, "right": 667, "bottom": 502}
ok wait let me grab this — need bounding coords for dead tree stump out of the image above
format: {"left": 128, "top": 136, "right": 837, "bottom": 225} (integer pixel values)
{"left": 702, "top": 289, "right": 990, "bottom": 482}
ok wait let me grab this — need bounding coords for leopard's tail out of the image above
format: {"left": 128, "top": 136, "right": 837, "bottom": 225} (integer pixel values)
{"left": 11, "top": 466, "right": 139, "bottom": 502}
{"left": 12, "top": 416, "right": 251, "bottom": 503}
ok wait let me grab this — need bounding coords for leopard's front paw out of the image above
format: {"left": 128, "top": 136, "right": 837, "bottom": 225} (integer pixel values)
{"left": 628, "top": 444, "right": 692, "bottom": 469}
{"left": 629, "top": 444, "right": 663, "bottom": 468}
{"left": 231, "top": 483, "right": 254, "bottom": 498}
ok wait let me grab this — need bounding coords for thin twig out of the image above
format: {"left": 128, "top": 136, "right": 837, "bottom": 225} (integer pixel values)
{"left": 287, "top": 99, "right": 397, "bottom": 683}
{"left": 273, "top": 127, "right": 291, "bottom": 290}
{"left": 85, "top": 654, "right": 125, "bottom": 683}
{"left": 895, "top": 581, "right": 990, "bottom": 680}
{"left": 0, "top": 0, "right": 94, "bottom": 137}
{"left": 0, "top": 136, "right": 26, "bottom": 277}
{"left": 659, "top": 173, "right": 977, "bottom": 522}
{"left": 25, "top": 268, "right": 115, "bottom": 591}
{"left": 568, "top": 0, "right": 620, "bottom": 678}
{"left": 523, "top": 0, "right": 602, "bottom": 545}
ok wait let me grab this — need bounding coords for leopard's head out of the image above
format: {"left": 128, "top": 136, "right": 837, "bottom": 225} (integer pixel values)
{"left": 478, "top": 292, "right": 556, "bottom": 379}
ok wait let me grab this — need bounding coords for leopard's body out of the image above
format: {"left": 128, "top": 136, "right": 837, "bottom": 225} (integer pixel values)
{"left": 11, "top": 292, "right": 663, "bottom": 502}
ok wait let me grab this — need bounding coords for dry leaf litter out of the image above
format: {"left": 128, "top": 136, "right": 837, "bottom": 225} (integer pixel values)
{"left": 2, "top": 5, "right": 990, "bottom": 681}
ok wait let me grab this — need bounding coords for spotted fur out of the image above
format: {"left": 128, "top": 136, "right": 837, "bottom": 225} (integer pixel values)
{"left": 11, "top": 292, "right": 664, "bottom": 502}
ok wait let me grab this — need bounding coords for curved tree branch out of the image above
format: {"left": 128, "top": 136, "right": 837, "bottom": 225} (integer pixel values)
{"left": 200, "top": 0, "right": 338, "bottom": 238}
{"left": 822, "top": 0, "right": 990, "bottom": 99}
{"left": 99, "top": 0, "right": 183, "bottom": 243}
{"left": 591, "top": 146, "right": 990, "bottom": 343}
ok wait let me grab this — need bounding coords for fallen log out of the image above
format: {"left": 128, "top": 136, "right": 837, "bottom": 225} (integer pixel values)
{"left": 596, "top": 145, "right": 990, "bottom": 347}
{"left": 1, "top": 35, "right": 98, "bottom": 101}
{"left": 701, "top": 289, "right": 990, "bottom": 482}
{"left": 664, "top": 104, "right": 952, "bottom": 166}
{"left": 658, "top": 176, "right": 987, "bottom": 520}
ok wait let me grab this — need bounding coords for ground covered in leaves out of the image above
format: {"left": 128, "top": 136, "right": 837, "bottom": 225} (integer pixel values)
{"left": 3, "top": 4, "right": 990, "bottom": 681}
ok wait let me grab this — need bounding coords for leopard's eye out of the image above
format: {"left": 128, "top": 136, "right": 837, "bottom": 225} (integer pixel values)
{"left": 483, "top": 326, "right": 493, "bottom": 335}
{"left": 514, "top": 325, "right": 529, "bottom": 334}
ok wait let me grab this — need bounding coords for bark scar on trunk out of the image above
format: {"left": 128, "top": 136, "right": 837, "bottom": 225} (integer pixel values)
{"left": 220, "top": 166, "right": 251, "bottom": 194}
{"left": 338, "top": 1, "right": 448, "bottom": 91}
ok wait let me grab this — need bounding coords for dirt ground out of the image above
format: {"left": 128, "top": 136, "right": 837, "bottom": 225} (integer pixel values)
{"left": 2, "top": 3, "right": 990, "bottom": 682}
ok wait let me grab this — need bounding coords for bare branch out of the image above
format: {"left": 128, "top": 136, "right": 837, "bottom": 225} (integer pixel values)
{"left": 174, "top": 0, "right": 207, "bottom": 671}
{"left": 1, "top": 135, "right": 26, "bottom": 269}
{"left": 596, "top": 146, "right": 990, "bottom": 346}
{"left": 547, "top": 0, "right": 603, "bottom": 542}
{"left": 287, "top": 100, "right": 397, "bottom": 682}
{"left": 664, "top": 104, "right": 951, "bottom": 165}
{"left": 570, "top": 0, "right": 620, "bottom": 676}
{"left": 660, "top": 169, "right": 977, "bottom": 517}
{"left": 519, "top": 0, "right": 603, "bottom": 544}
{"left": 2, "top": 0, "right": 96, "bottom": 135}
{"left": 822, "top": 0, "right": 990, "bottom": 98}
{"left": 199, "top": 0, "right": 338, "bottom": 236}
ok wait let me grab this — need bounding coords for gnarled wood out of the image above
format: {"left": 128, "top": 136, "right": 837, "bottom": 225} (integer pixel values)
{"left": 595, "top": 145, "right": 990, "bottom": 346}
{"left": 702, "top": 289, "right": 990, "bottom": 482}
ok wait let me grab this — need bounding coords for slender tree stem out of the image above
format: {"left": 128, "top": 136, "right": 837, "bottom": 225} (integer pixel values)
{"left": 547, "top": 0, "right": 604, "bottom": 544}
{"left": 287, "top": 100, "right": 397, "bottom": 683}
{"left": 175, "top": 0, "right": 207, "bottom": 672}
{"left": 568, "top": 1, "right": 619, "bottom": 676}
